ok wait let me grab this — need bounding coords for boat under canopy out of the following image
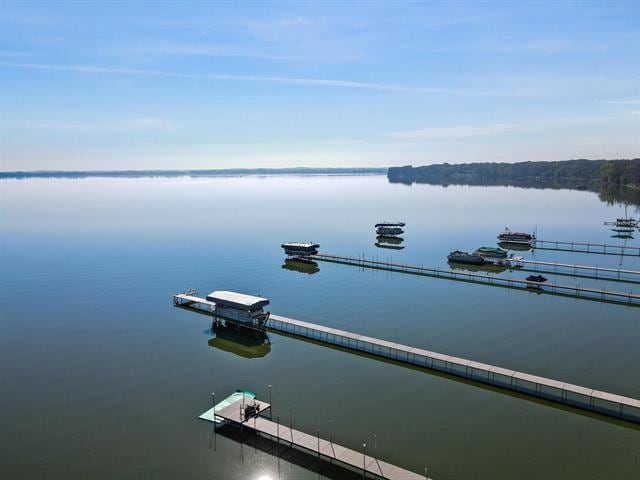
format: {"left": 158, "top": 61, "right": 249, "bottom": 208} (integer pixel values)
{"left": 281, "top": 242, "right": 319, "bottom": 257}
{"left": 497, "top": 228, "right": 535, "bottom": 244}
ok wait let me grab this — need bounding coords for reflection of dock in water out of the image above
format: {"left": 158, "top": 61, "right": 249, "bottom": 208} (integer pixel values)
{"left": 208, "top": 323, "right": 271, "bottom": 359}
{"left": 281, "top": 258, "right": 320, "bottom": 275}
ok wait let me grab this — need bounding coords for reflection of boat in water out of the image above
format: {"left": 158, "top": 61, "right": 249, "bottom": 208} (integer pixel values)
{"left": 448, "top": 260, "right": 508, "bottom": 274}
{"left": 611, "top": 227, "right": 636, "bottom": 233}
{"left": 281, "top": 258, "right": 320, "bottom": 275}
{"left": 497, "top": 228, "right": 535, "bottom": 245}
{"left": 498, "top": 241, "right": 533, "bottom": 251}
{"left": 611, "top": 233, "right": 635, "bottom": 240}
{"left": 376, "top": 235, "right": 404, "bottom": 245}
{"left": 447, "top": 250, "right": 485, "bottom": 265}
{"left": 375, "top": 242, "right": 405, "bottom": 250}
{"left": 208, "top": 323, "right": 271, "bottom": 359}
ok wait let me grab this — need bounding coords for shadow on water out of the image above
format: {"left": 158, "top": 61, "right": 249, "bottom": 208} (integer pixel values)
{"left": 213, "top": 423, "right": 370, "bottom": 480}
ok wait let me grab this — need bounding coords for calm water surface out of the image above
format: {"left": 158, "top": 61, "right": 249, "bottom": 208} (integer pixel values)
{"left": 1, "top": 175, "right": 639, "bottom": 480}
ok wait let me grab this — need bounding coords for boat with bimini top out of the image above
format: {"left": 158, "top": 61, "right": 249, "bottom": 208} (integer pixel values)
{"left": 497, "top": 228, "right": 536, "bottom": 245}
{"left": 447, "top": 250, "right": 485, "bottom": 265}
{"left": 281, "top": 242, "right": 319, "bottom": 257}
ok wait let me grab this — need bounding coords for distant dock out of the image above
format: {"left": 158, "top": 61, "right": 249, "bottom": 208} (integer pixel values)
{"left": 512, "top": 258, "right": 640, "bottom": 284}
{"left": 534, "top": 239, "right": 640, "bottom": 257}
{"left": 311, "top": 253, "right": 640, "bottom": 307}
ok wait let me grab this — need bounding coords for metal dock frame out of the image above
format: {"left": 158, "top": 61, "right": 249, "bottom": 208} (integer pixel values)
{"left": 267, "top": 314, "right": 640, "bottom": 424}
{"left": 311, "top": 253, "right": 640, "bottom": 307}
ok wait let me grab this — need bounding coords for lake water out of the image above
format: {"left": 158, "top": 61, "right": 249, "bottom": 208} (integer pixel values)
{"left": 1, "top": 175, "right": 639, "bottom": 480}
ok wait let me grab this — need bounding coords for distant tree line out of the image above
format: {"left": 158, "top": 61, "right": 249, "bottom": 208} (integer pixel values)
{"left": 388, "top": 159, "right": 640, "bottom": 188}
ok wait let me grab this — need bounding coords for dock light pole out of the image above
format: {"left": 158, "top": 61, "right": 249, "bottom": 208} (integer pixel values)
{"left": 374, "top": 433, "right": 377, "bottom": 459}
{"left": 424, "top": 467, "right": 428, "bottom": 479}
{"left": 362, "top": 443, "right": 366, "bottom": 477}
{"left": 213, "top": 392, "right": 219, "bottom": 431}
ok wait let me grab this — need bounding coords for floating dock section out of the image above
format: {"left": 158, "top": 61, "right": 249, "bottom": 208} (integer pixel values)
{"left": 173, "top": 292, "right": 640, "bottom": 424}
{"left": 200, "top": 392, "right": 427, "bottom": 480}
{"left": 534, "top": 239, "right": 640, "bottom": 257}
{"left": 267, "top": 314, "right": 640, "bottom": 424}
{"left": 512, "top": 258, "right": 640, "bottom": 284}
{"left": 311, "top": 253, "right": 640, "bottom": 307}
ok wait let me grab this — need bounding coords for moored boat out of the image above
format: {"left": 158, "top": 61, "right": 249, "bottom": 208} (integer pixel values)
{"left": 447, "top": 250, "right": 485, "bottom": 265}
{"left": 497, "top": 228, "right": 535, "bottom": 245}
{"left": 281, "top": 242, "right": 319, "bottom": 257}
{"left": 375, "top": 221, "right": 405, "bottom": 228}
{"left": 473, "top": 246, "right": 508, "bottom": 261}
{"left": 376, "top": 226, "right": 404, "bottom": 236}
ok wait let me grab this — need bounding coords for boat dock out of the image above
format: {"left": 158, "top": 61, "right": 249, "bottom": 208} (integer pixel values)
{"left": 266, "top": 314, "right": 640, "bottom": 424}
{"left": 311, "top": 253, "right": 640, "bottom": 307}
{"left": 200, "top": 393, "right": 427, "bottom": 480}
{"left": 512, "top": 258, "right": 640, "bottom": 284}
{"left": 173, "top": 293, "right": 640, "bottom": 424}
{"left": 534, "top": 239, "right": 640, "bottom": 256}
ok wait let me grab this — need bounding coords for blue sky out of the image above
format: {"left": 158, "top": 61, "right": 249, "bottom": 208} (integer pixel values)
{"left": 0, "top": 0, "right": 639, "bottom": 170}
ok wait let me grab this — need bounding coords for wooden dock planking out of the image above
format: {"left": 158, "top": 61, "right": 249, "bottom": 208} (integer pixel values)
{"left": 208, "top": 408, "right": 426, "bottom": 480}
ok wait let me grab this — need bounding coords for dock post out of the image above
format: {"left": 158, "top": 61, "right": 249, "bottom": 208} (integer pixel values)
{"left": 212, "top": 392, "right": 216, "bottom": 451}
{"left": 363, "top": 442, "right": 367, "bottom": 478}
{"left": 329, "top": 419, "right": 333, "bottom": 444}
{"left": 268, "top": 384, "right": 272, "bottom": 419}
{"left": 374, "top": 433, "right": 377, "bottom": 459}
{"left": 317, "top": 430, "right": 320, "bottom": 456}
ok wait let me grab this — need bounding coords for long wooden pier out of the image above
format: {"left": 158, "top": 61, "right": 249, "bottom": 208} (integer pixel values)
{"left": 513, "top": 258, "right": 640, "bottom": 284}
{"left": 173, "top": 293, "right": 640, "bottom": 424}
{"left": 534, "top": 239, "right": 640, "bottom": 256}
{"left": 200, "top": 394, "right": 427, "bottom": 480}
{"left": 311, "top": 253, "right": 640, "bottom": 307}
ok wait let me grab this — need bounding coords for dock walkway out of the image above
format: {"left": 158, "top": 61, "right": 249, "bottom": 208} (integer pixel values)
{"left": 173, "top": 292, "right": 640, "bottom": 424}
{"left": 311, "top": 253, "right": 640, "bottom": 307}
{"left": 534, "top": 239, "right": 640, "bottom": 257}
{"left": 513, "top": 258, "right": 640, "bottom": 284}
{"left": 267, "top": 314, "right": 640, "bottom": 424}
{"left": 201, "top": 396, "right": 426, "bottom": 480}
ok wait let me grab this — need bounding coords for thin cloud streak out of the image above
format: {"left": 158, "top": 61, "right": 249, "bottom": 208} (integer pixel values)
{"left": 0, "top": 62, "right": 536, "bottom": 97}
